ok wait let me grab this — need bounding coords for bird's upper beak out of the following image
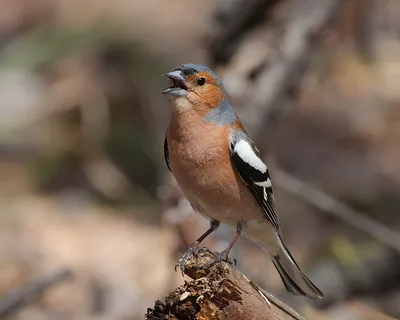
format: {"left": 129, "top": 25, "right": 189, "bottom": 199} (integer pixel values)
{"left": 161, "top": 70, "right": 188, "bottom": 97}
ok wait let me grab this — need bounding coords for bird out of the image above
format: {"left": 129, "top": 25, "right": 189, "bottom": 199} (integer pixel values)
{"left": 161, "top": 63, "right": 323, "bottom": 299}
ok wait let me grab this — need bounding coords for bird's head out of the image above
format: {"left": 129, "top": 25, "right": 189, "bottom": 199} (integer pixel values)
{"left": 162, "top": 64, "right": 227, "bottom": 115}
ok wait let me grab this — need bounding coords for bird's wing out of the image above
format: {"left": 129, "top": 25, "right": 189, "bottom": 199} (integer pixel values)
{"left": 229, "top": 130, "right": 280, "bottom": 232}
{"left": 164, "top": 130, "right": 172, "bottom": 172}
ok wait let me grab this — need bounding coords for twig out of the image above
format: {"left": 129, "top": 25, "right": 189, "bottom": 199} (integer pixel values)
{"left": 273, "top": 167, "right": 400, "bottom": 255}
{"left": 0, "top": 268, "right": 73, "bottom": 319}
{"left": 259, "top": 287, "right": 306, "bottom": 320}
{"left": 242, "top": 273, "right": 307, "bottom": 320}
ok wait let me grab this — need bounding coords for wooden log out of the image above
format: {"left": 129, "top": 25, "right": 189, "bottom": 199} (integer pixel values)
{"left": 146, "top": 249, "right": 306, "bottom": 320}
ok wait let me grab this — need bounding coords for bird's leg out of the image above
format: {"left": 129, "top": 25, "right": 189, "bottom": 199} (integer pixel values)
{"left": 201, "top": 222, "right": 243, "bottom": 269}
{"left": 221, "top": 222, "right": 243, "bottom": 259}
{"left": 175, "top": 220, "right": 220, "bottom": 274}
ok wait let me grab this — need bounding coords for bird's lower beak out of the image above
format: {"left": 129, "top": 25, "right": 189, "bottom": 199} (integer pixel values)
{"left": 161, "top": 70, "right": 188, "bottom": 97}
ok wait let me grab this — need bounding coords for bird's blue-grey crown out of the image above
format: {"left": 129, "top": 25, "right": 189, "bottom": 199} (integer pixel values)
{"left": 175, "top": 63, "right": 225, "bottom": 89}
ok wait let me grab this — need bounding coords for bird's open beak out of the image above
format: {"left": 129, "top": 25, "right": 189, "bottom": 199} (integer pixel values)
{"left": 161, "top": 70, "right": 188, "bottom": 97}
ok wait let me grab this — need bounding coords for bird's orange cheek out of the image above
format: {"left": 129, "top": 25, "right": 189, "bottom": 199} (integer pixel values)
{"left": 188, "top": 88, "right": 224, "bottom": 116}
{"left": 201, "top": 87, "right": 224, "bottom": 108}
{"left": 187, "top": 93, "right": 210, "bottom": 116}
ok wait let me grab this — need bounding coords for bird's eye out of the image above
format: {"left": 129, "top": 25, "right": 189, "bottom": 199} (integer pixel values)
{"left": 197, "top": 77, "right": 206, "bottom": 86}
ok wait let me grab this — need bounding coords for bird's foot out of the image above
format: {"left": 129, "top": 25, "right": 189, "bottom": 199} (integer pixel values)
{"left": 199, "top": 248, "right": 236, "bottom": 270}
{"left": 175, "top": 245, "right": 236, "bottom": 276}
{"left": 175, "top": 241, "right": 200, "bottom": 276}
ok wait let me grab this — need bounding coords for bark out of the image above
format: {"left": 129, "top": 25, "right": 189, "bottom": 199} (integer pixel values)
{"left": 146, "top": 249, "right": 306, "bottom": 320}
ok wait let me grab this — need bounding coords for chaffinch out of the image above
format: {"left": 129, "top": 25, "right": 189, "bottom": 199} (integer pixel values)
{"left": 162, "top": 63, "right": 323, "bottom": 299}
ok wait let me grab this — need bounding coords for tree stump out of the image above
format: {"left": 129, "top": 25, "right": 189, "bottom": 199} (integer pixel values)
{"left": 146, "top": 249, "right": 306, "bottom": 320}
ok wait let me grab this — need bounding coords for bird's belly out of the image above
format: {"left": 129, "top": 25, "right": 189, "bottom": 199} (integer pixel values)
{"left": 170, "top": 151, "right": 261, "bottom": 225}
{"left": 167, "top": 115, "right": 262, "bottom": 224}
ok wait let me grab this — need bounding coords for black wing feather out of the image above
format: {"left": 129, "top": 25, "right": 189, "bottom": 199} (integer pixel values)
{"left": 164, "top": 130, "right": 172, "bottom": 172}
{"left": 229, "top": 139, "right": 280, "bottom": 232}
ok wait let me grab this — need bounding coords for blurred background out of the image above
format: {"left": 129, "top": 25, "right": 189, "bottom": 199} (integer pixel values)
{"left": 0, "top": 0, "right": 400, "bottom": 319}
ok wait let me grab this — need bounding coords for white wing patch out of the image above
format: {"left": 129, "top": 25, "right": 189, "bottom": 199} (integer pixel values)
{"left": 255, "top": 178, "right": 272, "bottom": 188}
{"left": 233, "top": 140, "right": 267, "bottom": 173}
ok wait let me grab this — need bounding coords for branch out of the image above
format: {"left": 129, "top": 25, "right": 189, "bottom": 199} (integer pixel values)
{"left": 0, "top": 268, "right": 73, "bottom": 319}
{"left": 146, "top": 249, "right": 306, "bottom": 320}
{"left": 272, "top": 167, "right": 400, "bottom": 255}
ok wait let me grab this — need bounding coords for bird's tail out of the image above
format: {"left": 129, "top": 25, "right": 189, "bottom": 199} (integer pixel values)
{"left": 270, "top": 234, "right": 324, "bottom": 299}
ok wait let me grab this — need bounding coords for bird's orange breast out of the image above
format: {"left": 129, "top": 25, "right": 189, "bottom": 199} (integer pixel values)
{"left": 167, "top": 105, "right": 261, "bottom": 223}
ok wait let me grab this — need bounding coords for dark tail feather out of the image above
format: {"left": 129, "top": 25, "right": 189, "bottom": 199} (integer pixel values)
{"left": 271, "top": 235, "right": 324, "bottom": 299}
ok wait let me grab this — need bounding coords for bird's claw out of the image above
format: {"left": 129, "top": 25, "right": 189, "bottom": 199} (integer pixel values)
{"left": 175, "top": 242, "right": 199, "bottom": 275}
{"left": 199, "top": 248, "right": 236, "bottom": 270}
{"left": 176, "top": 245, "right": 236, "bottom": 276}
